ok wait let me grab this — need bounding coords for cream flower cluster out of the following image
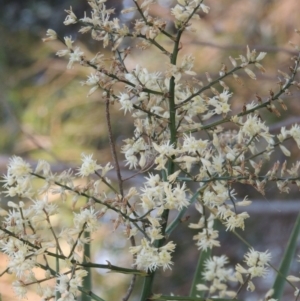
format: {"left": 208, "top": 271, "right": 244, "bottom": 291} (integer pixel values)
{"left": 3, "top": 0, "right": 300, "bottom": 299}
{"left": 196, "top": 255, "right": 237, "bottom": 298}
{"left": 129, "top": 239, "right": 176, "bottom": 271}
{"left": 236, "top": 248, "right": 271, "bottom": 292}
{"left": 0, "top": 156, "right": 103, "bottom": 300}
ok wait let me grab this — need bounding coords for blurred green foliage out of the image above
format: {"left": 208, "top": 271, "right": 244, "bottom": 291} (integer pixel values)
{"left": 0, "top": 0, "right": 130, "bottom": 163}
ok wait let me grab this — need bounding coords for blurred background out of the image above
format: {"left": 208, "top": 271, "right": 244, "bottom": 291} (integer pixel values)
{"left": 1, "top": 0, "right": 300, "bottom": 300}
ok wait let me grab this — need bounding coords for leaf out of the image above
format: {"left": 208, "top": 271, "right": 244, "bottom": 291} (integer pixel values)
{"left": 272, "top": 212, "right": 300, "bottom": 299}
{"left": 189, "top": 249, "right": 211, "bottom": 298}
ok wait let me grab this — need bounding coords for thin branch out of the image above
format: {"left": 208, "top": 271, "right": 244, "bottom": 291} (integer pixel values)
{"left": 122, "top": 236, "right": 137, "bottom": 301}
{"left": 106, "top": 94, "right": 129, "bottom": 208}
{"left": 30, "top": 172, "right": 146, "bottom": 230}
{"left": 176, "top": 65, "right": 244, "bottom": 109}
{"left": 43, "top": 209, "right": 64, "bottom": 255}
{"left": 132, "top": 104, "right": 170, "bottom": 122}
{"left": 192, "top": 40, "right": 298, "bottom": 55}
{"left": 132, "top": 0, "right": 175, "bottom": 41}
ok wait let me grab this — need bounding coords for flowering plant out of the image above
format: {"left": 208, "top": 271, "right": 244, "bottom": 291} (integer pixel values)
{"left": 1, "top": 1, "right": 300, "bottom": 301}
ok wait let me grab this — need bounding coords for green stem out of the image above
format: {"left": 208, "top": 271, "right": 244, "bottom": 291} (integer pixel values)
{"left": 139, "top": 3, "right": 208, "bottom": 300}
{"left": 56, "top": 248, "right": 61, "bottom": 300}
{"left": 272, "top": 212, "right": 300, "bottom": 299}
{"left": 78, "top": 287, "right": 106, "bottom": 301}
{"left": 189, "top": 250, "right": 211, "bottom": 298}
{"left": 139, "top": 19, "right": 183, "bottom": 301}
{"left": 154, "top": 296, "right": 243, "bottom": 301}
{"left": 82, "top": 231, "right": 92, "bottom": 301}
{"left": 140, "top": 273, "right": 155, "bottom": 301}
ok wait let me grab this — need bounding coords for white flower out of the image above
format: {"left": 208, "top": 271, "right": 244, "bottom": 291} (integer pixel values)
{"left": 101, "top": 162, "right": 114, "bottom": 177}
{"left": 256, "top": 52, "right": 267, "bottom": 61}
{"left": 196, "top": 284, "right": 209, "bottom": 291}
{"left": 224, "top": 212, "right": 249, "bottom": 231}
{"left": 57, "top": 292, "right": 76, "bottom": 301}
{"left": 241, "top": 114, "right": 270, "bottom": 138}
{"left": 77, "top": 153, "right": 101, "bottom": 177}
{"left": 158, "top": 247, "right": 173, "bottom": 271}
{"left": 87, "top": 85, "right": 99, "bottom": 96}
{"left": 7, "top": 156, "right": 32, "bottom": 179}
{"left": 69, "top": 270, "right": 88, "bottom": 294}
{"left": 279, "top": 144, "right": 291, "bottom": 156}
{"left": 247, "top": 281, "right": 255, "bottom": 291}
{"left": 35, "top": 159, "right": 51, "bottom": 176}
{"left": 152, "top": 141, "right": 176, "bottom": 156}
{"left": 287, "top": 275, "right": 300, "bottom": 282}
{"left": 236, "top": 196, "right": 252, "bottom": 207}
{"left": 73, "top": 208, "right": 99, "bottom": 232}
{"left": 129, "top": 239, "right": 175, "bottom": 271}
{"left": 125, "top": 73, "right": 139, "bottom": 85}
{"left": 67, "top": 47, "right": 84, "bottom": 69}
{"left": 201, "top": 255, "right": 236, "bottom": 295}
{"left": 289, "top": 124, "right": 300, "bottom": 148}
{"left": 42, "top": 29, "right": 57, "bottom": 42}
{"left": 64, "top": 7, "right": 77, "bottom": 25}
{"left": 31, "top": 197, "right": 58, "bottom": 216}
{"left": 12, "top": 281, "right": 28, "bottom": 299}
{"left": 248, "top": 266, "right": 268, "bottom": 278}
{"left": 85, "top": 73, "right": 100, "bottom": 86}
{"left": 244, "top": 68, "right": 256, "bottom": 80}
{"left": 147, "top": 226, "right": 164, "bottom": 243}
{"left": 171, "top": 5, "right": 191, "bottom": 23}
{"left": 277, "top": 126, "right": 288, "bottom": 142}
{"left": 193, "top": 227, "right": 220, "bottom": 251}
{"left": 56, "top": 49, "right": 70, "bottom": 57}
{"left": 8, "top": 249, "right": 37, "bottom": 278}
{"left": 166, "top": 54, "right": 196, "bottom": 82}
{"left": 168, "top": 182, "right": 189, "bottom": 209}
{"left": 200, "top": 4, "right": 210, "bottom": 13}
{"left": 125, "top": 155, "right": 138, "bottom": 169}
{"left": 208, "top": 90, "right": 233, "bottom": 115}
{"left": 242, "top": 248, "right": 271, "bottom": 279}
{"left": 64, "top": 36, "right": 74, "bottom": 49}
{"left": 182, "top": 134, "right": 208, "bottom": 154}
{"left": 229, "top": 56, "right": 237, "bottom": 67}
{"left": 118, "top": 93, "right": 133, "bottom": 114}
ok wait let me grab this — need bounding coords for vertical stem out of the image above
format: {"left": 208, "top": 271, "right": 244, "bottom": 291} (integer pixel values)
{"left": 189, "top": 250, "right": 211, "bottom": 298}
{"left": 82, "top": 231, "right": 91, "bottom": 301}
{"left": 139, "top": 273, "right": 155, "bottom": 301}
{"left": 139, "top": 27, "right": 183, "bottom": 301}
{"left": 162, "top": 28, "right": 182, "bottom": 239}
{"left": 123, "top": 236, "right": 137, "bottom": 301}
{"left": 105, "top": 95, "right": 124, "bottom": 197}
{"left": 55, "top": 248, "right": 61, "bottom": 300}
